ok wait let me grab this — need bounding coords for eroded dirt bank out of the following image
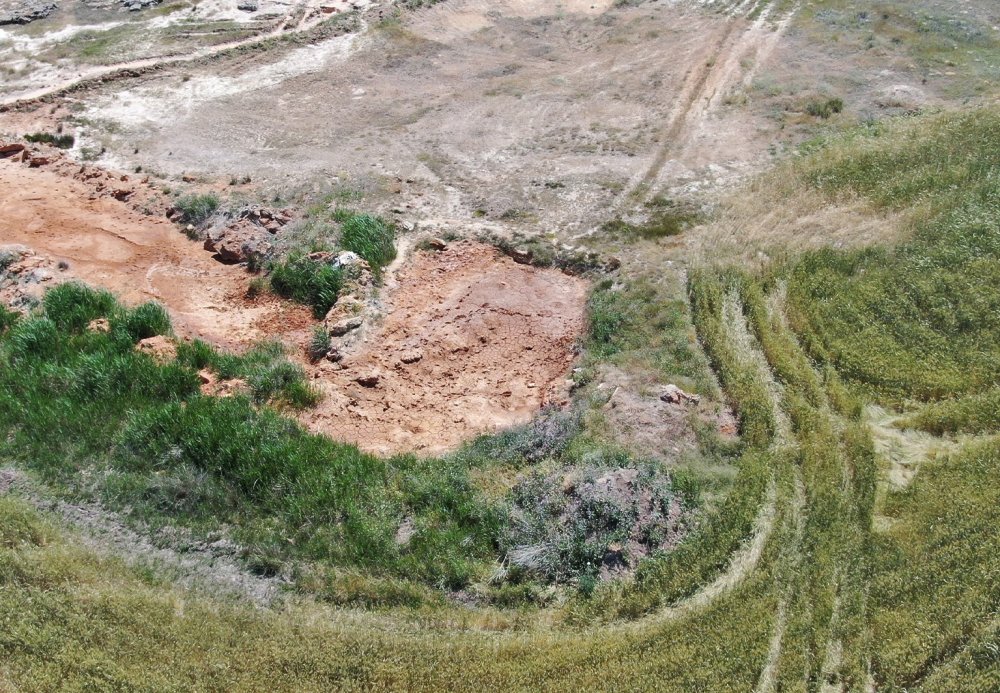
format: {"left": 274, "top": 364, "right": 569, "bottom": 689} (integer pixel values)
{"left": 0, "top": 159, "right": 314, "bottom": 349}
{"left": 1, "top": 158, "right": 588, "bottom": 455}
{"left": 304, "top": 240, "right": 588, "bottom": 456}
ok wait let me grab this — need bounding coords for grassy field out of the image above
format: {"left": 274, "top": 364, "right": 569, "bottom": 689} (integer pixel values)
{"left": 4, "top": 51, "right": 1000, "bottom": 693}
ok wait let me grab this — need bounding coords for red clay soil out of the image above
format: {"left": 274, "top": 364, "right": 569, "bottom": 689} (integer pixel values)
{"left": 1, "top": 159, "right": 589, "bottom": 455}
{"left": 0, "top": 158, "right": 313, "bottom": 350}
{"left": 302, "top": 241, "right": 588, "bottom": 456}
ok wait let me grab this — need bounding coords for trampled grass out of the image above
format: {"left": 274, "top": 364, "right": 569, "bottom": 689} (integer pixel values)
{"left": 785, "top": 109, "right": 1000, "bottom": 401}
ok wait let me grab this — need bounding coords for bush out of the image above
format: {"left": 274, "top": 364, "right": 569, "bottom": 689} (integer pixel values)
{"left": 24, "top": 131, "right": 74, "bottom": 149}
{"left": 42, "top": 282, "right": 116, "bottom": 332}
{"left": 501, "top": 464, "right": 688, "bottom": 584}
{"left": 268, "top": 254, "right": 343, "bottom": 318}
{"left": 112, "top": 302, "right": 172, "bottom": 342}
{"left": 174, "top": 194, "right": 220, "bottom": 226}
{"left": 805, "top": 97, "right": 844, "bottom": 119}
{"left": 0, "top": 305, "right": 19, "bottom": 333}
{"left": 307, "top": 325, "right": 330, "bottom": 361}
{"left": 339, "top": 212, "right": 397, "bottom": 274}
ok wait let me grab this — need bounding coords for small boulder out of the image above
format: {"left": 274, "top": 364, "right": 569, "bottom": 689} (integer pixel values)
{"left": 0, "top": 143, "right": 25, "bottom": 158}
{"left": 87, "top": 318, "right": 110, "bottom": 333}
{"left": 660, "top": 384, "right": 700, "bottom": 405}
{"left": 354, "top": 371, "right": 381, "bottom": 388}
{"left": 329, "top": 315, "right": 363, "bottom": 337}
{"left": 399, "top": 348, "right": 423, "bottom": 364}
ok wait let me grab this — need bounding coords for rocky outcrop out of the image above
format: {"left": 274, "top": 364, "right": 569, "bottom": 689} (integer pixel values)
{"left": 136, "top": 335, "right": 177, "bottom": 364}
{"left": 321, "top": 251, "right": 376, "bottom": 356}
{"left": 0, "top": 0, "right": 56, "bottom": 25}
{"left": 201, "top": 206, "right": 295, "bottom": 265}
{"left": 121, "top": 0, "right": 161, "bottom": 11}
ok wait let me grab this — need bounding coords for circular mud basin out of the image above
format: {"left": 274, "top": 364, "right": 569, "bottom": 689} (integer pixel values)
{"left": 302, "top": 240, "right": 589, "bottom": 455}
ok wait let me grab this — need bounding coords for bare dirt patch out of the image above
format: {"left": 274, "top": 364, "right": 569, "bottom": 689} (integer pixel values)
{"left": 302, "top": 240, "right": 588, "bottom": 455}
{"left": 0, "top": 158, "right": 314, "bottom": 349}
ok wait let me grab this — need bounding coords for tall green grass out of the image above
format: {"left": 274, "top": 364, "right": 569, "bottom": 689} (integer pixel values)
{"left": 0, "top": 283, "right": 499, "bottom": 594}
{"left": 338, "top": 211, "right": 397, "bottom": 275}
{"left": 267, "top": 253, "right": 344, "bottom": 318}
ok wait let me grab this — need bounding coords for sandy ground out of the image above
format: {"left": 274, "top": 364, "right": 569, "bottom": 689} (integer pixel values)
{"left": 64, "top": 0, "right": 789, "bottom": 236}
{"left": 304, "top": 241, "right": 587, "bottom": 455}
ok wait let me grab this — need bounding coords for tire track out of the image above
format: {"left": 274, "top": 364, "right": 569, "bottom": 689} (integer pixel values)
{"left": 617, "top": 0, "right": 797, "bottom": 207}
{"left": 0, "top": 3, "right": 367, "bottom": 109}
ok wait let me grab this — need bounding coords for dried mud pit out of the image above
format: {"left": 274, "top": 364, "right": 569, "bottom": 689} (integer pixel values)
{"left": 304, "top": 241, "right": 588, "bottom": 456}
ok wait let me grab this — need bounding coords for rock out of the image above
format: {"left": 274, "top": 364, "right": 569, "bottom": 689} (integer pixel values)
{"left": 325, "top": 347, "right": 344, "bottom": 363}
{"left": 86, "top": 318, "right": 110, "bottom": 333}
{"left": 399, "top": 348, "right": 423, "bottom": 364}
{"left": 0, "top": 0, "right": 56, "bottom": 25}
{"left": 28, "top": 156, "right": 51, "bottom": 168}
{"left": 136, "top": 336, "right": 177, "bottom": 364}
{"left": 660, "top": 384, "right": 700, "bottom": 405}
{"left": 307, "top": 251, "right": 335, "bottom": 263}
{"left": 426, "top": 237, "right": 448, "bottom": 251}
{"left": 203, "top": 222, "right": 271, "bottom": 264}
{"left": 509, "top": 247, "right": 534, "bottom": 265}
{"left": 121, "top": 0, "right": 161, "bottom": 10}
{"left": 0, "top": 143, "right": 25, "bottom": 158}
{"left": 329, "top": 316, "right": 363, "bottom": 336}
{"left": 354, "top": 371, "right": 381, "bottom": 388}
{"left": 333, "top": 251, "right": 364, "bottom": 268}
{"left": 237, "top": 0, "right": 257, "bottom": 10}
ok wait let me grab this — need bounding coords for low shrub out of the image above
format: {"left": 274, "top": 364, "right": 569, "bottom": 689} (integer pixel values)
{"left": 805, "top": 97, "right": 844, "bottom": 119}
{"left": 268, "top": 254, "right": 343, "bottom": 318}
{"left": 174, "top": 194, "right": 220, "bottom": 226}
{"left": 24, "top": 131, "right": 75, "bottom": 149}
{"left": 339, "top": 212, "right": 397, "bottom": 274}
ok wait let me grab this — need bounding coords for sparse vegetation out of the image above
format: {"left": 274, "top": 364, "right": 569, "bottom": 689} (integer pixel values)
{"left": 804, "top": 96, "right": 844, "bottom": 119}
{"left": 24, "top": 131, "right": 75, "bottom": 149}
{"left": 174, "top": 193, "right": 220, "bottom": 226}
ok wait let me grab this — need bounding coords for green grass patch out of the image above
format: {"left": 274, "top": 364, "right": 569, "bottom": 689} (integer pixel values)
{"left": 870, "top": 439, "right": 1000, "bottom": 689}
{"left": 897, "top": 388, "right": 1000, "bottom": 436}
{"left": 338, "top": 211, "right": 397, "bottom": 275}
{"left": 586, "top": 277, "right": 718, "bottom": 396}
{"left": 0, "top": 283, "right": 500, "bottom": 596}
{"left": 267, "top": 253, "right": 343, "bottom": 318}
{"left": 174, "top": 193, "right": 220, "bottom": 227}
